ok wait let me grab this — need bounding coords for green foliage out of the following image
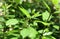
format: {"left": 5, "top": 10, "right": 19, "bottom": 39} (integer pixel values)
{"left": 19, "top": 7, "right": 31, "bottom": 18}
{"left": 6, "top": 19, "right": 19, "bottom": 26}
{"left": 42, "top": 11, "right": 50, "bottom": 21}
{"left": 0, "top": 24, "right": 4, "bottom": 29}
{"left": 0, "top": 0, "right": 60, "bottom": 39}
{"left": 20, "top": 27, "right": 38, "bottom": 39}
{"left": 53, "top": 25, "right": 59, "bottom": 30}
{"left": 31, "top": 12, "right": 41, "bottom": 18}
{"left": 42, "top": 36, "right": 56, "bottom": 39}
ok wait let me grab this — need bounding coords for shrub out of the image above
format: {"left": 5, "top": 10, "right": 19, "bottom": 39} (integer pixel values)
{"left": 0, "top": 0, "right": 60, "bottom": 39}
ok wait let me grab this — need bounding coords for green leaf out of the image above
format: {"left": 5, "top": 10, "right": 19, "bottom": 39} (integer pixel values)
{"left": 42, "top": 11, "right": 50, "bottom": 21}
{"left": 52, "top": 0, "right": 59, "bottom": 5}
{"left": 48, "top": 15, "right": 52, "bottom": 21}
{"left": 32, "top": 12, "right": 41, "bottom": 18}
{"left": 28, "top": 27, "right": 38, "bottom": 38}
{"left": 38, "top": 30, "right": 43, "bottom": 34}
{"left": 42, "top": 36, "right": 56, "bottom": 39}
{"left": 12, "top": 34, "right": 20, "bottom": 37}
{"left": 44, "top": 28, "right": 49, "bottom": 32}
{"left": 20, "top": 28, "right": 29, "bottom": 38}
{"left": 11, "top": 37, "right": 18, "bottom": 39}
{"left": 52, "top": 0, "right": 59, "bottom": 8}
{"left": 43, "top": 32, "right": 53, "bottom": 36}
{"left": 0, "top": 24, "right": 3, "bottom": 29}
{"left": 33, "top": 21, "right": 38, "bottom": 26}
{"left": 19, "top": 7, "right": 31, "bottom": 18}
{"left": 0, "top": 17, "right": 5, "bottom": 22}
{"left": 6, "top": 30, "right": 19, "bottom": 35}
{"left": 40, "top": 21, "right": 50, "bottom": 26}
{"left": 43, "top": 1, "right": 50, "bottom": 12}
{"left": 6, "top": 19, "right": 18, "bottom": 26}
{"left": 34, "top": 21, "right": 50, "bottom": 26}
{"left": 54, "top": 10, "right": 60, "bottom": 14}
{"left": 53, "top": 25, "right": 59, "bottom": 30}
{"left": 32, "top": 9, "right": 35, "bottom": 14}
{"left": 20, "top": 27, "right": 38, "bottom": 38}
{"left": 7, "top": 4, "right": 12, "bottom": 8}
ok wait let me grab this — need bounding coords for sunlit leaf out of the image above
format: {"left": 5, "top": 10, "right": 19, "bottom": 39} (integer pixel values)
{"left": 28, "top": 27, "right": 38, "bottom": 38}
{"left": 53, "top": 25, "right": 59, "bottom": 30}
{"left": 6, "top": 19, "right": 18, "bottom": 26}
{"left": 40, "top": 21, "right": 50, "bottom": 26}
{"left": 43, "top": 32, "right": 53, "bottom": 36}
{"left": 44, "top": 28, "right": 49, "bottom": 32}
{"left": 52, "top": 0, "right": 59, "bottom": 5}
{"left": 32, "top": 9, "right": 35, "bottom": 14}
{"left": 48, "top": 15, "right": 52, "bottom": 21}
{"left": 54, "top": 10, "right": 60, "bottom": 14}
{"left": 38, "top": 30, "right": 43, "bottom": 34}
{"left": 20, "top": 28, "right": 29, "bottom": 38}
{"left": 19, "top": 7, "right": 31, "bottom": 18}
{"left": 42, "top": 36, "right": 56, "bottom": 39}
{"left": 52, "top": 0, "right": 60, "bottom": 8}
{"left": 11, "top": 37, "right": 18, "bottom": 39}
{"left": 42, "top": 11, "right": 50, "bottom": 21}
{"left": 20, "top": 27, "right": 38, "bottom": 38}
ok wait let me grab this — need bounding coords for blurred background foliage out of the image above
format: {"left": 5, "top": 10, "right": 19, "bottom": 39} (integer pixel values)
{"left": 0, "top": 0, "right": 60, "bottom": 39}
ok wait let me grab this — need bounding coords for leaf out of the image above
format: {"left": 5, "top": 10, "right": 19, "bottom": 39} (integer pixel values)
{"left": 20, "top": 28, "right": 29, "bottom": 38}
{"left": 28, "top": 27, "right": 38, "bottom": 38}
{"left": 42, "top": 11, "right": 50, "bottom": 21}
{"left": 42, "top": 36, "right": 56, "bottom": 39}
{"left": 32, "top": 9, "right": 35, "bottom": 14}
{"left": 52, "top": 0, "right": 59, "bottom": 5}
{"left": 53, "top": 25, "right": 59, "bottom": 30}
{"left": 0, "top": 24, "right": 3, "bottom": 29}
{"left": 38, "top": 30, "right": 43, "bottom": 34}
{"left": 43, "top": 1, "right": 50, "bottom": 12}
{"left": 43, "top": 32, "right": 53, "bottom": 36}
{"left": 52, "top": 0, "right": 59, "bottom": 8}
{"left": 54, "top": 10, "right": 60, "bottom": 14}
{"left": 0, "top": 17, "right": 5, "bottom": 22}
{"left": 7, "top": 4, "right": 12, "bottom": 8}
{"left": 6, "top": 30, "right": 19, "bottom": 36}
{"left": 20, "top": 27, "right": 38, "bottom": 38}
{"left": 6, "top": 19, "right": 18, "bottom": 26}
{"left": 11, "top": 37, "right": 18, "bottom": 39}
{"left": 12, "top": 34, "right": 20, "bottom": 37}
{"left": 48, "top": 15, "right": 52, "bottom": 21}
{"left": 44, "top": 28, "right": 49, "bottom": 32}
{"left": 0, "top": 2, "right": 3, "bottom": 7}
{"left": 33, "top": 21, "right": 38, "bottom": 26}
{"left": 34, "top": 21, "right": 50, "bottom": 26}
{"left": 19, "top": 7, "right": 31, "bottom": 18}
{"left": 32, "top": 12, "right": 42, "bottom": 18}
{"left": 40, "top": 21, "right": 50, "bottom": 26}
